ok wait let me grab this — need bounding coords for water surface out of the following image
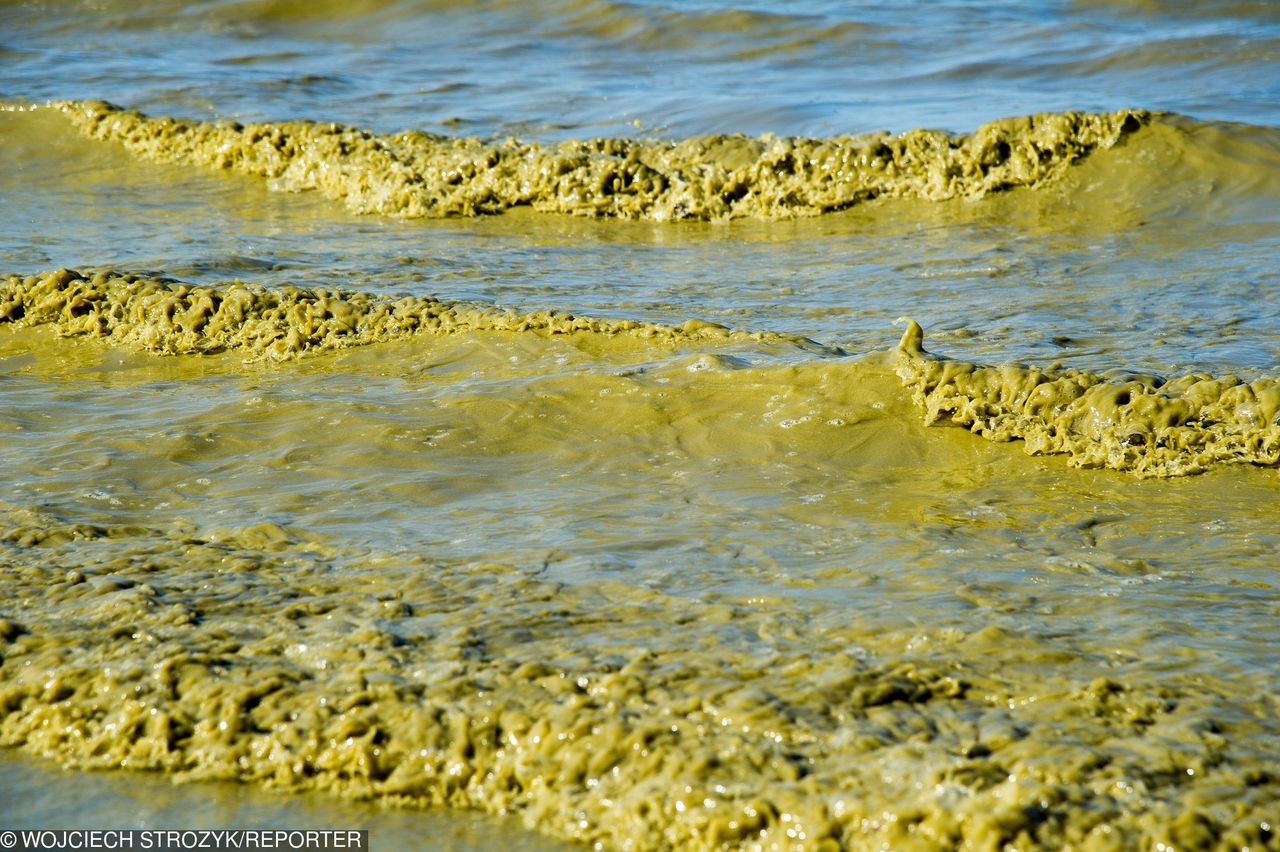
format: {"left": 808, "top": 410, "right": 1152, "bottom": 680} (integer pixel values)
{"left": 1, "top": 1, "right": 1278, "bottom": 849}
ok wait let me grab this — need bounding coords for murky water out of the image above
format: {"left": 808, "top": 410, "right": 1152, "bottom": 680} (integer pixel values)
{"left": 1, "top": 2, "right": 1278, "bottom": 850}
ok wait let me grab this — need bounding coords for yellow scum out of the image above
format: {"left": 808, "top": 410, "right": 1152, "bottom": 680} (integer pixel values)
{"left": 3, "top": 512, "right": 1274, "bottom": 851}
{"left": 52, "top": 100, "right": 1147, "bottom": 220}
{"left": 895, "top": 319, "right": 1280, "bottom": 476}
{"left": 0, "top": 268, "right": 814, "bottom": 360}
{"left": 6, "top": 270, "right": 1280, "bottom": 476}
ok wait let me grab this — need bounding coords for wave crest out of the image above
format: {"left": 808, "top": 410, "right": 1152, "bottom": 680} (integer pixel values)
{"left": 0, "top": 268, "right": 810, "bottom": 360}
{"left": 52, "top": 101, "right": 1147, "bottom": 221}
{"left": 896, "top": 319, "right": 1280, "bottom": 476}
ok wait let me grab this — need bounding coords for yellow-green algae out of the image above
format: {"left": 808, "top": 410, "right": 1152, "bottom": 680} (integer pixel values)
{"left": 0, "top": 268, "right": 809, "bottom": 360}
{"left": 9, "top": 269, "right": 1280, "bottom": 479}
{"left": 48, "top": 100, "right": 1147, "bottom": 221}
{"left": 895, "top": 319, "right": 1280, "bottom": 477}
{"left": 0, "top": 508, "right": 1275, "bottom": 851}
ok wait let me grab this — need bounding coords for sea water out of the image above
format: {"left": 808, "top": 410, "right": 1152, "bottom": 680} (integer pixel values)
{"left": 1, "top": 2, "right": 1278, "bottom": 849}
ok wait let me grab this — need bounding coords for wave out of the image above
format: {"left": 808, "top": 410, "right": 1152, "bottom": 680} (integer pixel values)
{"left": 897, "top": 320, "right": 1280, "bottom": 477}
{"left": 1076, "top": 0, "right": 1280, "bottom": 23}
{"left": 0, "top": 0, "right": 900, "bottom": 59}
{"left": 41, "top": 100, "right": 1146, "bottom": 221}
{"left": 7, "top": 267, "right": 1280, "bottom": 478}
{"left": 537, "top": 0, "right": 880, "bottom": 60}
{"left": 0, "top": 268, "right": 819, "bottom": 360}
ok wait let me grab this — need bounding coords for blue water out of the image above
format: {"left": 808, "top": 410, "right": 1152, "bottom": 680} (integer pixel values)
{"left": 3, "top": 0, "right": 1278, "bottom": 139}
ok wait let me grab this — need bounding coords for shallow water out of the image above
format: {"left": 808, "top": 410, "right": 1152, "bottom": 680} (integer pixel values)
{"left": 0, "top": 751, "right": 577, "bottom": 851}
{"left": 1, "top": 1, "right": 1279, "bottom": 850}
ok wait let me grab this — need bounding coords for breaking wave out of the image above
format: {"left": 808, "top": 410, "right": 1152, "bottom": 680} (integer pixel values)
{"left": 44, "top": 100, "right": 1146, "bottom": 221}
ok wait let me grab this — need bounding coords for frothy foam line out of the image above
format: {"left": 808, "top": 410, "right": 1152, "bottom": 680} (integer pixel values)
{"left": 8, "top": 268, "right": 1279, "bottom": 478}
{"left": 895, "top": 319, "right": 1280, "bottom": 476}
{"left": 49, "top": 100, "right": 1147, "bottom": 221}
{"left": 0, "top": 268, "right": 816, "bottom": 360}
